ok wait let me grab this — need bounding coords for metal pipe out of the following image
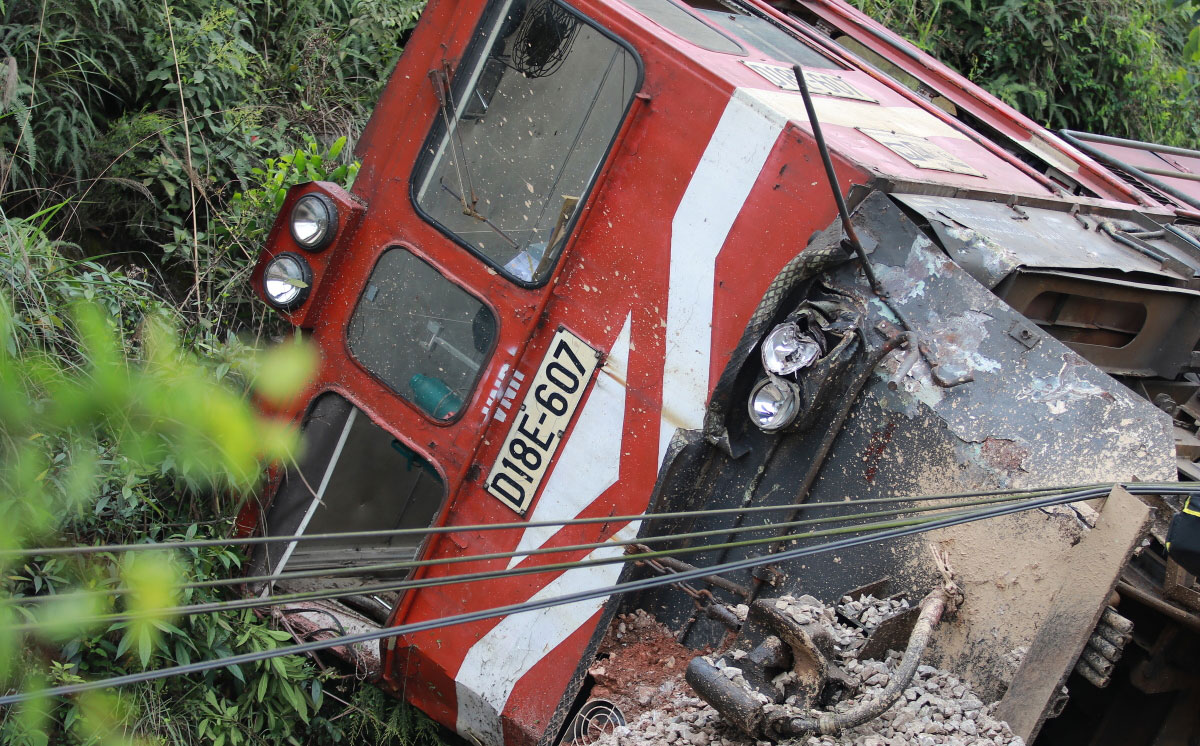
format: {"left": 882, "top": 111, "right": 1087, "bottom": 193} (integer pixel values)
{"left": 1115, "top": 581, "right": 1200, "bottom": 634}
{"left": 1098, "top": 221, "right": 1169, "bottom": 264}
{"left": 1096, "top": 623, "right": 1131, "bottom": 648}
{"left": 1061, "top": 130, "right": 1200, "bottom": 161}
{"left": 792, "top": 63, "right": 883, "bottom": 295}
{"left": 1101, "top": 605, "right": 1135, "bottom": 635}
{"left": 1074, "top": 657, "right": 1111, "bottom": 688}
{"left": 778, "top": 588, "right": 948, "bottom": 737}
{"left": 1059, "top": 130, "right": 1200, "bottom": 212}
{"left": 631, "top": 544, "right": 752, "bottom": 598}
{"left": 1086, "top": 633, "right": 1121, "bottom": 663}
{"left": 1079, "top": 648, "right": 1114, "bottom": 677}
{"left": 1139, "top": 165, "right": 1200, "bottom": 184}
{"left": 1165, "top": 224, "right": 1200, "bottom": 253}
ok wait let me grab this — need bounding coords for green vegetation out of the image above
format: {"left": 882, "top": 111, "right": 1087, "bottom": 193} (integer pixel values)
{"left": 0, "top": 0, "right": 436, "bottom": 744}
{"left": 849, "top": 0, "right": 1200, "bottom": 148}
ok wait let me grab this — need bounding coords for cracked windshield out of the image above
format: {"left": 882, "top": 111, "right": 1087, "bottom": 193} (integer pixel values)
{"left": 414, "top": 0, "right": 638, "bottom": 284}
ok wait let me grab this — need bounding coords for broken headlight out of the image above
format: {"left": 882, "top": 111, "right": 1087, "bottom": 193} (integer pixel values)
{"left": 761, "top": 321, "right": 824, "bottom": 376}
{"left": 748, "top": 376, "right": 801, "bottom": 432}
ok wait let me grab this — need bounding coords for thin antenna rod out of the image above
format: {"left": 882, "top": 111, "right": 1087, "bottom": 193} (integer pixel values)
{"left": 792, "top": 64, "right": 883, "bottom": 295}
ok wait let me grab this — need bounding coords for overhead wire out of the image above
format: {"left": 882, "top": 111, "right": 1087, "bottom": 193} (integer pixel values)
{"left": 0, "top": 482, "right": 1122, "bottom": 560}
{"left": 1, "top": 482, "right": 1182, "bottom": 706}
{"left": 5, "top": 482, "right": 1193, "bottom": 628}
{"left": 3, "top": 487, "right": 1076, "bottom": 612}
{"left": 5, "top": 492, "right": 1039, "bottom": 632}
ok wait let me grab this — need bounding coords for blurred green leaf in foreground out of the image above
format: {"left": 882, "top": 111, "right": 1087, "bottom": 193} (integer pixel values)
{"left": 0, "top": 219, "right": 316, "bottom": 739}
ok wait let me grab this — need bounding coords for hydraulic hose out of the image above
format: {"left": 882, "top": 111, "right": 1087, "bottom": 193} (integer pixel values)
{"left": 777, "top": 588, "right": 949, "bottom": 737}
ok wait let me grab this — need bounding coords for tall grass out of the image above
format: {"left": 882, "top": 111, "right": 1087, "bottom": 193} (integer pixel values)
{"left": 0, "top": 1, "right": 438, "bottom": 744}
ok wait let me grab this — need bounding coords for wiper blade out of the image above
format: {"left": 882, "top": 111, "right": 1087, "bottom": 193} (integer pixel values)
{"left": 429, "top": 64, "right": 519, "bottom": 250}
{"left": 440, "top": 182, "right": 520, "bottom": 249}
{"left": 429, "top": 65, "right": 480, "bottom": 217}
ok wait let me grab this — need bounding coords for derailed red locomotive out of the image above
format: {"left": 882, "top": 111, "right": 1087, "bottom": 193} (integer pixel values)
{"left": 242, "top": 0, "right": 1200, "bottom": 742}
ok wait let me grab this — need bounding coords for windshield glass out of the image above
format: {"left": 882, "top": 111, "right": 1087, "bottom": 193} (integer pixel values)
{"left": 413, "top": 0, "right": 639, "bottom": 285}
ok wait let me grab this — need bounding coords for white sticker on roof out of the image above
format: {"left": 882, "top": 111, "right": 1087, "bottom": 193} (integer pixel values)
{"left": 742, "top": 60, "right": 877, "bottom": 102}
{"left": 858, "top": 127, "right": 986, "bottom": 177}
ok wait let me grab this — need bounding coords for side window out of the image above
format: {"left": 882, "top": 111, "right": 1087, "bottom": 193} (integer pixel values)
{"left": 413, "top": 0, "right": 640, "bottom": 286}
{"left": 701, "top": 10, "right": 842, "bottom": 69}
{"left": 348, "top": 248, "right": 497, "bottom": 421}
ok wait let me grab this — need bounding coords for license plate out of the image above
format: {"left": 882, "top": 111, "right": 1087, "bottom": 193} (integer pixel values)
{"left": 486, "top": 328, "right": 601, "bottom": 514}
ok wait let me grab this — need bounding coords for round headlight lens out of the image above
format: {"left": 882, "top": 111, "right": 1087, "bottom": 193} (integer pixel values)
{"left": 748, "top": 376, "right": 801, "bottom": 432}
{"left": 263, "top": 252, "right": 312, "bottom": 310}
{"left": 761, "top": 322, "right": 823, "bottom": 376}
{"left": 290, "top": 193, "right": 337, "bottom": 250}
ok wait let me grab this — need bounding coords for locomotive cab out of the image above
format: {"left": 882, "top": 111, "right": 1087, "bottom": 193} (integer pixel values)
{"left": 244, "top": 0, "right": 1200, "bottom": 743}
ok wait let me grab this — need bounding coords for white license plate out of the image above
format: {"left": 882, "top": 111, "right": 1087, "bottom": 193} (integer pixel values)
{"left": 486, "top": 327, "right": 600, "bottom": 515}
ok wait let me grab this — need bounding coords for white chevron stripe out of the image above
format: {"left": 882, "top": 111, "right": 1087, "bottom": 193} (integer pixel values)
{"left": 505, "top": 313, "right": 631, "bottom": 570}
{"left": 454, "top": 522, "right": 640, "bottom": 746}
{"left": 658, "top": 93, "right": 784, "bottom": 463}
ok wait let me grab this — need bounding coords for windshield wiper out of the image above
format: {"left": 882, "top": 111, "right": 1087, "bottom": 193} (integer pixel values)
{"left": 428, "top": 64, "right": 519, "bottom": 250}
{"left": 439, "top": 182, "right": 520, "bottom": 249}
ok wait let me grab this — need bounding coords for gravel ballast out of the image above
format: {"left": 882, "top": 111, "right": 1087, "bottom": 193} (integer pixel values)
{"left": 590, "top": 596, "right": 1026, "bottom": 746}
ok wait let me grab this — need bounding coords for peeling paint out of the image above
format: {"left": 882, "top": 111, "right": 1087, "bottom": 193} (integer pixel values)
{"left": 1022, "top": 354, "right": 1118, "bottom": 409}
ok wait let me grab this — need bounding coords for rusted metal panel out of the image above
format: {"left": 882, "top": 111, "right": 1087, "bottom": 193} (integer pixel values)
{"left": 993, "top": 487, "right": 1150, "bottom": 742}
{"left": 627, "top": 192, "right": 1175, "bottom": 712}
{"left": 998, "top": 269, "right": 1200, "bottom": 379}
{"left": 893, "top": 194, "right": 1193, "bottom": 287}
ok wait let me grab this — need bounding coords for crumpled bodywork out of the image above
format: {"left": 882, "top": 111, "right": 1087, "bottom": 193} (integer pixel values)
{"left": 629, "top": 191, "right": 1174, "bottom": 705}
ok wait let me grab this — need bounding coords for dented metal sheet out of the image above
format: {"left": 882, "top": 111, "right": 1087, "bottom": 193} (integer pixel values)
{"left": 859, "top": 194, "right": 1175, "bottom": 481}
{"left": 278, "top": 601, "right": 383, "bottom": 677}
{"left": 630, "top": 192, "right": 1175, "bottom": 704}
{"left": 893, "top": 194, "right": 1186, "bottom": 287}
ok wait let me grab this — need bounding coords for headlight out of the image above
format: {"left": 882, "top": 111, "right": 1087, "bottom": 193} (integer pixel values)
{"left": 761, "top": 322, "right": 822, "bottom": 376}
{"left": 289, "top": 193, "right": 338, "bottom": 251}
{"left": 748, "top": 376, "right": 801, "bottom": 432}
{"left": 263, "top": 252, "right": 312, "bottom": 310}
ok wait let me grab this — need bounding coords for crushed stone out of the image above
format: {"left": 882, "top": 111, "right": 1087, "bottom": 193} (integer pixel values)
{"left": 837, "top": 594, "right": 911, "bottom": 632}
{"left": 589, "top": 597, "right": 1025, "bottom": 746}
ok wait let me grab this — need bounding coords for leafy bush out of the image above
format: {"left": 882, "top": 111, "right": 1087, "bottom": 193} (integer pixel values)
{"left": 0, "top": 0, "right": 416, "bottom": 329}
{"left": 0, "top": 0, "right": 438, "bottom": 743}
{"left": 850, "top": 0, "right": 1200, "bottom": 148}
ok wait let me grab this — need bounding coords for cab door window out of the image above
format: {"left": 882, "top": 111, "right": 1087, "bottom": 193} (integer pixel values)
{"left": 348, "top": 248, "right": 496, "bottom": 421}
{"left": 413, "top": 0, "right": 640, "bottom": 286}
{"left": 253, "top": 393, "right": 444, "bottom": 597}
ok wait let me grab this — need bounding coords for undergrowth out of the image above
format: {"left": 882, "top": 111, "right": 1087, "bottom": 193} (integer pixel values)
{"left": 0, "top": 0, "right": 437, "bottom": 744}
{"left": 849, "top": 0, "right": 1200, "bottom": 147}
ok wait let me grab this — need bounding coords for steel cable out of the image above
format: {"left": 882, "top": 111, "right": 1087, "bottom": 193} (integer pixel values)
{"left": 0, "top": 483, "right": 1110, "bottom": 560}
{"left": 1, "top": 483, "right": 1190, "bottom": 705}
{"left": 4, "top": 488, "right": 1072, "bottom": 612}
{"left": 6, "top": 494, "right": 1034, "bottom": 632}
